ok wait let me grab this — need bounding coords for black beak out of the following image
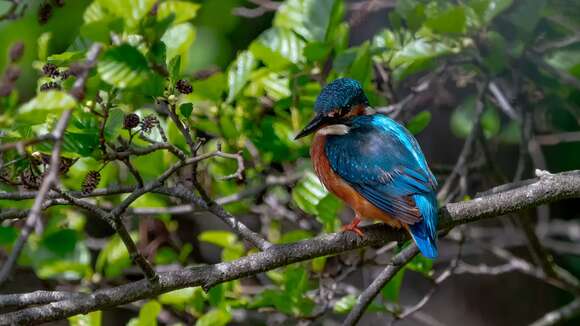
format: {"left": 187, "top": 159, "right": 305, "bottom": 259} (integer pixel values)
{"left": 295, "top": 114, "right": 325, "bottom": 140}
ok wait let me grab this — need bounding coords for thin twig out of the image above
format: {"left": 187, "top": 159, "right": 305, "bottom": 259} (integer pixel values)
{"left": 1, "top": 170, "right": 580, "bottom": 324}
{"left": 0, "top": 109, "right": 72, "bottom": 286}
{"left": 342, "top": 245, "right": 419, "bottom": 326}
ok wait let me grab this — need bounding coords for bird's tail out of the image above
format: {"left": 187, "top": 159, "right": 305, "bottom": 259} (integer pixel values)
{"left": 409, "top": 193, "right": 438, "bottom": 259}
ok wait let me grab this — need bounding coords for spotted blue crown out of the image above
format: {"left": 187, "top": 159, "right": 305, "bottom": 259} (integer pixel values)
{"left": 314, "top": 78, "right": 369, "bottom": 115}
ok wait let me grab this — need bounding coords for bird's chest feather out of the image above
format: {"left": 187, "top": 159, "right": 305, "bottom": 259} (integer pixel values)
{"left": 310, "top": 133, "right": 401, "bottom": 228}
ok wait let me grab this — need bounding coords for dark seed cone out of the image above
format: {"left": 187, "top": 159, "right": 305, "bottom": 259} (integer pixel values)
{"left": 140, "top": 115, "right": 159, "bottom": 133}
{"left": 123, "top": 113, "right": 140, "bottom": 129}
{"left": 38, "top": 3, "right": 53, "bottom": 24}
{"left": 0, "top": 83, "right": 13, "bottom": 97}
{"left": 21, "top": 170, "right": 40, "bottom": 189}
{"left": 4, "top": 66, "right": 21, "bottom": 82}
{"left": 59, "top": 157, "right": 75, "bottom": 174}
{"left": 40, "top": 81, "right": 61, "bottom": 92}
{"left": 82, "top": 170, "right": 101, "bottom": 194}
{"left": 9, "top": 42, "right": 25, "bottom": 63}
{"left": 42, "top": 63, "right": 59, "bottom": 78}
{"left": 176, "top": 79, "right": 193, "bottom": 94}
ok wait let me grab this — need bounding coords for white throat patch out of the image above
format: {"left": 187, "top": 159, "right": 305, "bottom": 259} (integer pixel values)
{"left": 317, "top": 124, "right": 350, "bottom": 136}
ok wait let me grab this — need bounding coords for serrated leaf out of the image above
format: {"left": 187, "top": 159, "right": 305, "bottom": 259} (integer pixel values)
{"left": 18, "top": 91, "right": 77, "bottom": 124}
{"left": 250, "top": 27, "right": 305, "bottom": 70}
{"left": 226, "top": 51, "right": 257, "bottom": 103}
{"left": 161, "top": 23, "right": 196, "bottom": 62}
{"left": 275, "top": 0, "right": 337, "bottom": 42}
{"left": 158, "top": 1, "right": 200, "bottom": 24}
{"left": 291, "top": 172, "right": 328, "bottom": 215}
{"left": 84, "top": 1, "right": 106, "bottom": 23}
{"left": 406, "top": 110, "right": 432, "bottom": 134}
{"left": 97, "top": 0, "right": 156, "bottom": 28}
{"left": 98, "top": 44, "right": 149, "bottom": 88}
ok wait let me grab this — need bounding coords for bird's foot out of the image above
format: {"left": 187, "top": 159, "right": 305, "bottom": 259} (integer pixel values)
{"left": 341, "top": 217, "right": 364, "bottom": 237}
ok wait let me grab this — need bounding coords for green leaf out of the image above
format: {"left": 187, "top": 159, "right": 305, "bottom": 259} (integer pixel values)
{"left": 41, "top": 229, "right": 78, "bottom": 256}
{"left": 406, "top": 110, "right": 432, "bottom": 134}
{"left": 95, "top": 234, "right": 134, "bottom": 278}
{"left": 222, "top": 243, "right": 244, "bottom": 262}
{"left": 168, "top": 55, "right": 181, "bottom": 80}
{"left": 98, "top": 44, "right": 150, "bottom": 89}
{"left": 18, "top": 91, "right": 77, "bottom": 124}
{"left": 250, "top": 27, "right": 305, "bottom": 70}
{"left": 195, "top": 309, "right": 232, "bottom": 326}
{"left": 0, "top": 226, "right": 18, "bottom": 246}
{"left": 391, "top": 38, "right": 452, "bottom": 68}
{"left": 450, "top": 97, "right": 500, "bottom": 139}
{"left": 159, "top": 287, "right": 197, "bottom": 307}
{"left": 303, "top": 42, "right": 332, "bottom": 62}
{"left": 381, "top": 269, "right": 405, "bottom": 303}
{"left": 348, "top": 41, "right": 372, "bottom": 83}
{"left": 157, "top": 1, "right": 201, "bottom": 24}
{"left": 104, "top": 108, "right": 124, "bottom": 142}
{"left": 69, "top": 310, "right": 102, "bottom": 326}
{"left": 47, "top": 51, "right": 84, "bottom": 65}
{"left": 425, "top": 6, "right": 467, "bottom": 34}
{"left": 275, "top": 0, "right": 337, "bottom": 42}
{"left": 291, "top": 172, "right": 328, "bottom": 215}
{"left": 208, "top": 283, "right": 226, "bottom": 307}
{"left": 407, "top": 254, "right": 433, "bottom": 275}
{"left": 154, "top": 247, "right": 179, "bottom": 265}
{"left": 97, "top": 0, "right": 156, "bottom": 28}
{"left": 192, "top": 72, "right": 226, "bottom": 101}
{"left": 469, "top": 0, "right": 513, "bottom": 24}
{"left": 179, "top": 103, "right": 193, "bottom": 119}
{"left": 226, "top": 51, "right": 257, "bottom": 103}
{"left": 316, "top": 194, "right": 342, "bottom": 232}
{"left": 127, "top": 300, "right": 161, "bottom": 326}
{"left": 198, "top": 230, "right": 237, "bottom": 248}
{"left": 279, "top": 230, "right": 313, "bottom": 244}
{"left": 333, "top": 294, "right": 357, "bottom": 314}
{"left": 161, "top": 23, "right": 196, "bottom": 62}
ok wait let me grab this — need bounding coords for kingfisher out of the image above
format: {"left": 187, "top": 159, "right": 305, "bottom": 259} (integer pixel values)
{"left": 295, "top": 78, "right": 439, "bottom": 258}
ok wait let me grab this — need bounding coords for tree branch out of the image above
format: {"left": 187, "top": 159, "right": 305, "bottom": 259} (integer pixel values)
{"left": 0, "top": 109, "right": 72, "bottom": 287}
{"left": 1, "top": 170, "right": 580, "bottom": 324}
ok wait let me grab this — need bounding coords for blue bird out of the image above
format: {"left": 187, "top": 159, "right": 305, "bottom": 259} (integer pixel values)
{"left": 295, "top": 78, "right": 439, "bottom": 258}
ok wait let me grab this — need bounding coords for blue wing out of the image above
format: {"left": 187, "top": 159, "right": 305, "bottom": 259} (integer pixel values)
{"left": 325, "top": 114, "right": 439, "bottom": 258}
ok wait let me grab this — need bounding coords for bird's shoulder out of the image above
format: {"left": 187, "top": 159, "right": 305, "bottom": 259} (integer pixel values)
{"left": 325, "top": 114, "right": 437, "bottom": 190}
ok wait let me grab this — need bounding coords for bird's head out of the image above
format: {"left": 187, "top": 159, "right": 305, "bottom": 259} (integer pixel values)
{"left": 295, "top": 78, "right": 369, "bottom": 139}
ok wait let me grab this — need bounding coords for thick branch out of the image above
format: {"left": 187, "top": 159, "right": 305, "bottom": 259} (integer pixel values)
{"left": 1, "top": 170, "right": 580, "bottom": 324}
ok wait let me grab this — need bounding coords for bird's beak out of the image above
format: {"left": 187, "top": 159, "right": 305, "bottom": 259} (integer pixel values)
{"left": 294, "top": 113, "right": 325, "bottom": 140}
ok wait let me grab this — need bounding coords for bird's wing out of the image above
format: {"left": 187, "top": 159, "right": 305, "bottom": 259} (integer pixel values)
{"left": 325, "top": 115, "right": 437, "bottom": 224}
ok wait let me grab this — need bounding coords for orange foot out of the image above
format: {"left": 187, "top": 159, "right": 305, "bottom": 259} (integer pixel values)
{"left": 341, "top": 217, "right": 364, "bottom": 237}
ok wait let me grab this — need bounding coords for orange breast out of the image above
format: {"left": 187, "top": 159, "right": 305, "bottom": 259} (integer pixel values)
{"left": 311, "top": 133, "right": 403, "bottom": 229}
